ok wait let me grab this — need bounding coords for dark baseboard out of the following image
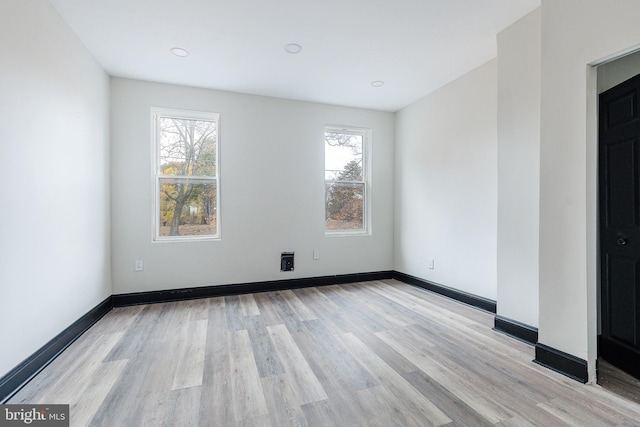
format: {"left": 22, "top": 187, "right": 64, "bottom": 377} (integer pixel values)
{"left": 113, "top": 271, "right": 394, "bottom": 307}
{"left": 0, "top": 296, "right": 113, "bottom": 403}
{"left": 392, "top": 271, "right": 496, "bottom": 313}
{"left": 113, "top": 271, "right": 498, "bottom": 315}
{"left": 534, "top": 343, "right": 588, "bottom": 383}
{"left": 493, "top": 316, "right": 538, "bottom": 345}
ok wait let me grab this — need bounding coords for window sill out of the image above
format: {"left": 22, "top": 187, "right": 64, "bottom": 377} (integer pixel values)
{"left": 325, "top": 230, "right": 370, "bottom": 237}
{"left": 153, "top": 235, "right": 220, "bottom": 243}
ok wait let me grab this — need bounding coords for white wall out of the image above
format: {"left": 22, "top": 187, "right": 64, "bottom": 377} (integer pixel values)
{"left": 539, "top": 0, "right": 640, "bottom": 381}
{"left": 394, "top": 60, "right": 498, "bottom": 300}
{"left": 0, "top": 0, "right": 111, "bottom": 378}
{"left": 496, "top": 9, "right": 541, "bottom": 328}
{"left": 110, "top": 78, "right": 394, "bottom": 294}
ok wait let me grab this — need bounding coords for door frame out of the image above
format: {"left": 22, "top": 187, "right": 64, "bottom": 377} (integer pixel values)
{"left": 587, "top": 62, "right": 599, "bottom": 382}
{"left": 591, "top": 47, "right": 640, "bottom": 380}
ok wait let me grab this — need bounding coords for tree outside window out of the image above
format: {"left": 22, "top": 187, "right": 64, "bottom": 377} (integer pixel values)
{"left": 325, "top": 127, "right": 369, "bottom": 233}
{"left": 153, "top": 109, "right": 220, "bottom": 241}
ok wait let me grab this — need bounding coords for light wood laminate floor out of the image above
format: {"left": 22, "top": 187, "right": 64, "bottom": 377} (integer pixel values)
{"left": 598, "top": 359, "right": 640, "bottom": 407}
{"left": 9, "top": 280, "right": 640, "bottom": 426}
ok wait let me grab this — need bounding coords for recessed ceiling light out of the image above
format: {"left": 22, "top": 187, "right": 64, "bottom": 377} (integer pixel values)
{"left": 170, "top": 47, "right": 189, "bottom": 57}
{"left": 371, "top": 80, "right": 385, "bottom": 88}
{"left": 284, "top": 43, "right": 302, "bottom": 54}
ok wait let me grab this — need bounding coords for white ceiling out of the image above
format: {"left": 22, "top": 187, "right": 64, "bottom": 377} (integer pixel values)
{"left": 49, "top": 0, "right": 540, "bottom": 112}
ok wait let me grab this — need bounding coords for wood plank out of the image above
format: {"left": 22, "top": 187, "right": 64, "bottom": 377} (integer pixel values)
{"left": 347, "top": 325, "right": 420, "bottom": 375}
{"left": 101, "top": 302, "right": 170, "bottom": 362}
{"left": 375, "top": 329, "right": 512, "bottom": 423}
{"left": 34, "top": 331, "right": 124, "bottom": 405}
{"left": 261, "top": 374, "right": 309, "bottom": 427}
{"left": 495, "top": 416, "right": 540, "bottom": 427}
{"left": 171, "top": 319, "right": 207, "bottom": 390}
{"left": 84, "top": 305, "right": 145, "bottom": 337}
{"left": 240, "top": 414, "right": 273, "bottom": 427}
{"left": 93, "top": 352, "right": 173, "bottom": 423}
{"left": 89, "top": 355, "right": 170, "bottom": 426}
{"left": 292, "top": 287, "right": 343, "bottom": 317}
{"left": 400, "top": 323, "right": 556, "bottom": 408}
{"left": 9, "top": 330, "right": 123, "bottom": 404}
{"left": 267, "top": 292, "right": 306, "bottom": 334}
{"left": 302, "top": 318, "right": 378, "bottom": 391}
{"left": 185, "top": 298, "right": 211, "bottom": 321}
{"left": 357, "top": 385, "right": 440, "bottom": 427}
{"left": 71, "top": 360, "right": 128, "bottom": 427}
{"left": 381, "top": 279, "right": 495, "bottom": 327}
{"left": 537, "top": 396, "right": 628, "bottom": 427}
{"left": 238, "top": 293, "right": 261, "bottom": 317}
{"left": 368, "top": 280, "right": 480, "bottom": 329}
{"left": 344, "top": 282, "right": 418, "bottom": 327}
{"left": 228, "top": 330, "right": 269, "bottom": 421}
{"left": 267, "top": 324, "right": 328, "bottom": 405}
{"left": 198, "top": 306, "right": 234, "bottom": 426}
{"left": 163, "top": 386, "right": 201, "bottom": 427}
{"left": 316, "top": 285, "right": 388, "bottom": 332}
{"left": 91, "top": 302, "right": 186, "bottom": 426}
{"left": 401, "top": 370, "right": 494, "bottom": 427}
{"left": 244, "top": 314, "right": 285, "bottom": 378}
{"left": 224, "top": 295, "right": 246, "bottom": 332}
{"left": 300, "top": 400, "right": 338, "bottom": 427}
{"left": 208, "top": 296, "right": 225, "bottom": 309}
{"left": 569, "top": 382, "right": 640, "bottom": 420}
{"left": 280, "top": 289, "right": 318, "bottom": 321}
{"left": 291, "top": 328, "right": 371, "bottom": 425}
{"left": 253, "top": 291, "right": 285, "bottom": 326}
{"left": 337, "top": 332, "right": 452, "bottom": 426}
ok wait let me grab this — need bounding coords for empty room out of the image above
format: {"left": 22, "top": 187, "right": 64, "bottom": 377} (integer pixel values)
{"left": 3, "top": 0, "right": 640, "bottom": 425}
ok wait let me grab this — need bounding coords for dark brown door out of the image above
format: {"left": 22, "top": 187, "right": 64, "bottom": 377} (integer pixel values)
{"left": 599, "top": 73, "right": 640, "bottom": 379}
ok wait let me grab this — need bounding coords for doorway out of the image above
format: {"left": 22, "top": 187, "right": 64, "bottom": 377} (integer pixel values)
{"left": 598, "top": 71, "right": 640, "bottom": 380}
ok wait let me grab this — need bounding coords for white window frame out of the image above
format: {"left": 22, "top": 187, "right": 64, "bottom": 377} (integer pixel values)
{"left": 151, "top": 107, "right": 221, "bottom": 242}
{"left": 324, "top": 125, "right": 371, "bottom": 236}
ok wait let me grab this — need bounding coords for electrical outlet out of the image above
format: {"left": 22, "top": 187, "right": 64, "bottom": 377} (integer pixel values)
{"left": 135, "top": 260, "right": 144, "bottom": 272}
{"left": 429, "top": 259, "right": 435, "bottom": 270}
{"left": 313, "top": 249, "right": 320, "bottom": 260}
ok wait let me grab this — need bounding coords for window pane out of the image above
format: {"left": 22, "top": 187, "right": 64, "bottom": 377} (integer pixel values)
{"left": 325, "top": 182, "right": 364, "bottom": 231}
{"left": 159, "top": 117, "right": 217, "bottom": 177}
{"left": 325, "top": 132, "right": 363, "bottom": 181}
{"left": 159, "top": 178, "right": 217, "bottom": 237}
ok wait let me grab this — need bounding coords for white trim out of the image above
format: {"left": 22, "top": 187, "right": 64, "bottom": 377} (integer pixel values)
{"left": 158, "top": 175, "right": 217, "bottom": 181}
{"left": 324, "top": 125, "right": 371, "bottom": 236}
{"left": 325, "top": 230, "right": 371, "bottom": 238}
{"left": 589, "top": 43, "right": 640, "bottom": 67}
{"left": 151, "top": 107, "right": 221, "bottom": 242}
{"left": 152, "top": 106, "right": 220, "bottom": 122}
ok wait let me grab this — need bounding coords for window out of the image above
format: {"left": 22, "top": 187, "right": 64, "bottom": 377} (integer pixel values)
{"left": 152, "top": 108, "right": 220, "bottom": 241}
{"left": 324, "top": 126, "right": 370, "bottom": 234}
